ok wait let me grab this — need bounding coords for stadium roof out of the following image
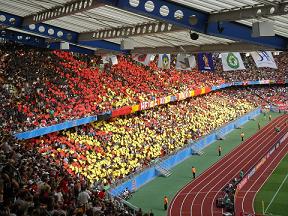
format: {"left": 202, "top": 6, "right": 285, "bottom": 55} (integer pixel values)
{"left": 0, "top": 0, "right": 287, "bottom": 54}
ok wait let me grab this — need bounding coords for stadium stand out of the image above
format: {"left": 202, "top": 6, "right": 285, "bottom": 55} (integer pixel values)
{"left": 1, "top": 0, "right": 288, "bottom": 215}
{"left": 1, "top": 41, "right": 288, "bottom": 215}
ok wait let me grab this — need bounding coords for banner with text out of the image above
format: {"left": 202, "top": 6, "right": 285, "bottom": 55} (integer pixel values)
{"left": 251, "top": 51, "right": 277, "bottom": 69}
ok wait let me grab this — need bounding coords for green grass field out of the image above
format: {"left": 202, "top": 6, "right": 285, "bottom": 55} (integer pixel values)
{"left": 254, "top": 153, "right": 288, "bottom": 216}
{"left": 126, "top": 112, "right": 281, "bottom": 216}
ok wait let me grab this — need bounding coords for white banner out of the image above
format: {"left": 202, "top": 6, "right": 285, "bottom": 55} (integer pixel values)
{"left": 102, "top": 55, "right": 118, "bottom": 65}
{"left": 176, "top": 54, "right": 196, "bottom": 70}
{"left": 110, "top": 55, "right": 118, "bottom": 65}
{"left": 251, "top": 51, "right": 277, "bottom": 69}
{"left": 132, "top": 54, "right": 152, "bottom": 66}
{"left": 221, "top": 52, "right": 246, "bottom": 71}
{"left": 158, "top": 54, "right": 171, "bottom": 69}
{"left": 102, "top": 55, "right": 110, "bottom": 64}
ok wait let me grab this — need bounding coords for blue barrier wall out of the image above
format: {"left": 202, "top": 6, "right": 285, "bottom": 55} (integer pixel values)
{"left": 110, "top": 108, "right": 261, "bottom": 196}
{"left": 15, "top": 116, "right": 98, "bottom": 140}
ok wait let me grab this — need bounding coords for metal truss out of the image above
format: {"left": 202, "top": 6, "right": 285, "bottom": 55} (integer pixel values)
{"left": 22, "top": 0, "right": 115, "bottom": 25}
{"left": 113, "top": 0, "right": 287, "bottom": 49}
{"left": 0, "top": 28, "right": 96, "bottom": 54}
{"left": 0, "top": 11, "right": 122, "bottom": 52}
{"left": 209, "top": 2, "right": 288, "bottom": 22}
{"left": 79, "top": 22, "right": 183, "bottom": 41}
{"left": 48, "top": 42, "right": 95, "bottom": 54}
{"left": 130, "top": 42, "right": 274, "bottom": 54}
{"left": 1, "top": 0, "right": 288, "bottom": 51}
{"left": 0, "top": 29, "right": 47, "bottom": 48}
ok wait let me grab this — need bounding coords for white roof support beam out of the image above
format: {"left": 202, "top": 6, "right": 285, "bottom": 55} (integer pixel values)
{"left": 129, "top": 42, "right": 273, "bottom": 54}
{"left": 209, "top": 2, "right": 288, "bottom": 22}
{"left": 253, "top": 0, "right": 278, "bottom": 6}
{"left": 22, "top": 0, "right": 109, "bottom": 25}
{"left": 78, "top": 22, "right": 184, "bottom": 41}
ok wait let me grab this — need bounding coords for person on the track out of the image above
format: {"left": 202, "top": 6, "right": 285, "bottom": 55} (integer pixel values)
{"left": 240, "top": 132, "right": 244, "bottom": 141}
{"left": 225, "top": 196, "right": 231, "bottom": 208}
{"left": 240, "top": 170, "right": 244, "bottom": 180}
{"left": 275, "top": 126, "right": 280, "bottom": 133}
{"left": 218, "top": 145, "right": 222, "bottom": 156}
{"left": 192, "top": 166, "right": 196, "bottom": 179}
{"left": 164, "top": 196, "right": 168, "bottom": 210}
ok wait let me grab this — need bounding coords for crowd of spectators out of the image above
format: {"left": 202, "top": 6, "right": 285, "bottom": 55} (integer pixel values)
{"left": 0, "top": 133, "right": 137, "bottom": 216}
{"left": 249, "top": 86, "right": 287, "bottom": 106}
{"left": 30, "top": 89, "right": 257, "bottom": 185}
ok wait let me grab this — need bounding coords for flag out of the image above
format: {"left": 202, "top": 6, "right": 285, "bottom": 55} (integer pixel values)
{"left": 221, "top": 52, "right": 246, "bottom": 71}
{"left": 102, "top": 55, "right": 110, "bottom": 64}
{"left": 110, "top": 55, "right": 118, "bottom": 65}
{"left": 251, "top": 51, "right": 277, "bottom": 69}
{"left": 197, "top": 53, "right": 214, "bottom": 71}
{"left": 158, "top": 54, "right": 171, "bottom": 69}
{"left": 132, "top": 54, "right": 152, "bottom": 66}
{"left": 176, "top": 54, "right": 196, "bottom": 70}
{"left": 102, "top": 55, "right": 118, "bottom": 65}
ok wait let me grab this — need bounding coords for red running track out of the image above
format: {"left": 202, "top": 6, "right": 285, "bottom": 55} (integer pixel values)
{"left": 235, "top": 131, "right": 288, "bottom": 215}
{"left": 168, "top": 114, "right": 288, "bottom": 216}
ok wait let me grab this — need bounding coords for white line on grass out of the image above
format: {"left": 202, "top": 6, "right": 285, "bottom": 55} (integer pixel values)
{"left": 264, "top": 173, "right": 288, "bottom": 213}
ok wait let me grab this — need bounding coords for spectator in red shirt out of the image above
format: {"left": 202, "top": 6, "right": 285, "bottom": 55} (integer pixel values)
{"left": 98, "top": 189, "right": 106, "bottom": 200}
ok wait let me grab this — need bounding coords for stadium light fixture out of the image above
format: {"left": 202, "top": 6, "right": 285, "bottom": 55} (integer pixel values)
{"left": 190, "top": 30, "right": 199, "bottom": 40}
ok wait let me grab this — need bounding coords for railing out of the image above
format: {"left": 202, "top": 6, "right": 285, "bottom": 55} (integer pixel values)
{"left": 107, "top": 192, "right": 139, "bottom": 216}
